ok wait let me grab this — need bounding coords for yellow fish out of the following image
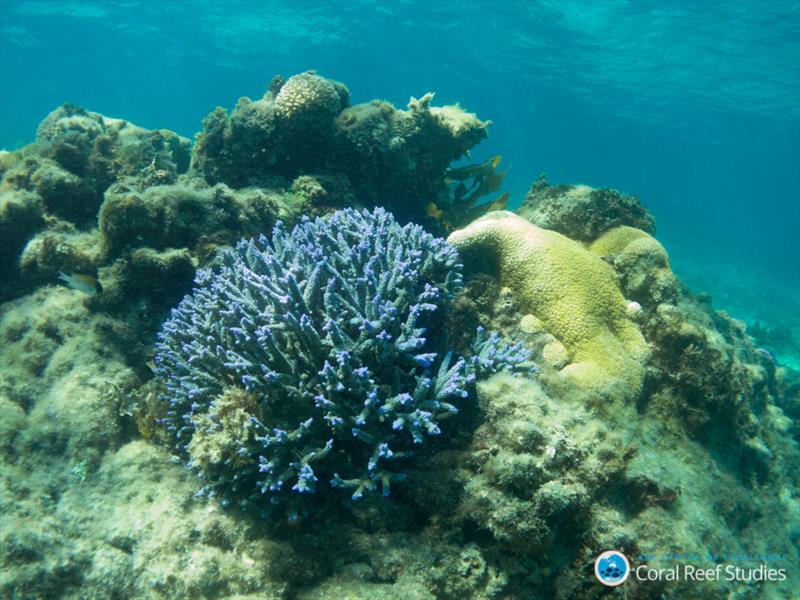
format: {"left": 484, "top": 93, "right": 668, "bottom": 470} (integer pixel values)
{"left": 426, "top": 202, "right": 445, "bottom": 220}
{"left": 58, "top": 272, "right": 102, "bottom": 295}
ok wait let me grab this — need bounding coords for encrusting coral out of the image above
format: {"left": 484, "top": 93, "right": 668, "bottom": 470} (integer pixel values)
{"left": 155, "top": 207, "right": 529, "bottom": 517}
{"left": 448, "top": 210, "right": 648, "bottom": 399}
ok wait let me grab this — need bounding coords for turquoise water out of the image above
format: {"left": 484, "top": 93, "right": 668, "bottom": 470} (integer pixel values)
{"left": 1, "top": 0, "right": 798, "bottom": 362}
{"left": 2, "top": 4, "right": 800, "bottom": 598}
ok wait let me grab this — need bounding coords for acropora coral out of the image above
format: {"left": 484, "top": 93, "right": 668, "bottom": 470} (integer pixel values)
{"left": 155, "top": 207, "right": 528, "bottom": 516}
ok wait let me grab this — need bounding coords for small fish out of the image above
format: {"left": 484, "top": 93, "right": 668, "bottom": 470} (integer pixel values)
{"left": 145, "top": 359, "right": 158, "bottom": 376}
{"left": 481, "top": 191, "right": 509, "bottom": 212}
{"left": 58, "top": 272, "right": 102, "bottom": 295}
{"left": 426, "top": 201, "right": 445, "bottom": 220}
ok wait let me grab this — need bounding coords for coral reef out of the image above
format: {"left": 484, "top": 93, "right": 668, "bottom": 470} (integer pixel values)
{"left": 448, "top": 210, "right": 648, "bottom": 399}
{"left": 333, "top": 93, "right": 491, "bottom": 224}
{"left": 1, "top": 72, "right": 798, "bottom": 600}
{"left": 33, "top": 103, "right": 191, "bottom": 215}
{"left": 519, "top": 175, "right": 656, "bottom": 242}
{"left": 98, "top": 181, "right": 280, "bottom": 260}
{"left": 287, "top": 173, "right": 354, "bottom": 218}
{"left": 193, "top": 73, "right": 490, "bottom": 225}
{"left": 427, "top": 155, "right": 510, "bottom": 232}
{"left": 641, "top": 295, "right": 785, "bottom": 459}
{"left": 19, "top": 229, "right": 100, "bottom": 289}
{"left": 274, "top": 72, "right": 348, "bottom": 138}
{"left": 156, "top": 207, "right": 528, "bottom": 515}
{"left": 0, "top": 189, "right": 44, "bottom": 287}
{"left": 0, "top": 105, "right": 193, "bottom": 304}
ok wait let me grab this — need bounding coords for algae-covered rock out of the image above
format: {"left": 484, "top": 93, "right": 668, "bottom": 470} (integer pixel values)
{"left": 97, "top": 247, "right": 196, "bottom": 316}
{"left": 0, "top": 288, "right": 96, "bottom": 411}
{"left": 99, "top": 183, "right": 218, "bottom": 258}
{"left": 453, "top": 374, "right": 612, "bottom": 552}
{"left": 0, "top": 189, "right": 44, "bottom": 281}
{"left": 0, "top": 106, "right": 193, "bottom": 305}
{"left": 336, "top": 94, "right": 490, "bottom": 224}
{"left": 642, "top": 295, "right": 777, "bottom": 452}
{"left": 35, "top": 103, "right": 106, "bottom": 175}
{"left": 193, "top": 73, "right": 489, "bottom": 224}
{"left": 288, "top": 172, "right": 355, "bottom": 217}
{"left": 448, "top": 210, "right": 648, "bottom": 398}
{"left": 19, "top": 229, "right": 101, "bottom": 287}
{"left": 98, "top": 182, "right": 280, "bottom": 260}
{"left": 0, "top": 396, "right": 26, "bottom": 457}
{"left": 519, "top": 176, "right": 655, "bottom": 241}
{"left": 36, "top": 103, "right": 191, "bottom": 183}
{"left": 30, "top": 157, "right": 99, "bottom": 223}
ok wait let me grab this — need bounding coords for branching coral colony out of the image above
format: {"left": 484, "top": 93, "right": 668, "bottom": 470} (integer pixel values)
{"left": 154, "top": 207, "right": 530, "bottom": 519}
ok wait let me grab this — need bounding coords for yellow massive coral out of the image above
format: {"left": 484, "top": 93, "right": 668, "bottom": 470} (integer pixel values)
{"left": 588, "top": 226, "right": 679, "bottom": 306}
{"left": 447, "top": 211, "right": 648, "bottom": 398}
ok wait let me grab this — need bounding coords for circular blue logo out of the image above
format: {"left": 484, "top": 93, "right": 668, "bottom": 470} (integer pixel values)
{"left": 594, "top": 550, "right": 630, "bottom": 586}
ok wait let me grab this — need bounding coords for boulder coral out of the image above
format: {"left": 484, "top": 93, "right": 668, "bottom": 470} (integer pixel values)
{"left": 447, "top": 211, "right": 648, "bottom": 398}
{"left": 589, "top": 225, "right": 680, "bottom": 307}
{"left": 192, "top": 71, "right": 349, "bottom": 186}
{"left": 274, "top": 71, "right": 348, "bottom": 133}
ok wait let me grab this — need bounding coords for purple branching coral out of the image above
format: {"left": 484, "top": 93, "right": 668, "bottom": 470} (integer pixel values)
{"left": 154, "top": 207, "right": 529, "bottom": 517}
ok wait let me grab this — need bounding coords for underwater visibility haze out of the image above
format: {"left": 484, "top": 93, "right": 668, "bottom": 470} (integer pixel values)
{"left": 0, "top": 1, "right": 799, "bottom": 599}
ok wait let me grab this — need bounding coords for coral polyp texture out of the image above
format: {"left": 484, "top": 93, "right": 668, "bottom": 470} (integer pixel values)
{"left": 274, "top": 71, "right": 348, "bottom": 132}
{"left": 154, "top": 207, "right": 528, "bottom": 514}
{"left": 448, "top": 210, "right": 648, "bottom": 398}
{"left": 589, "top": 225, "right": 680, "bottom": 306}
